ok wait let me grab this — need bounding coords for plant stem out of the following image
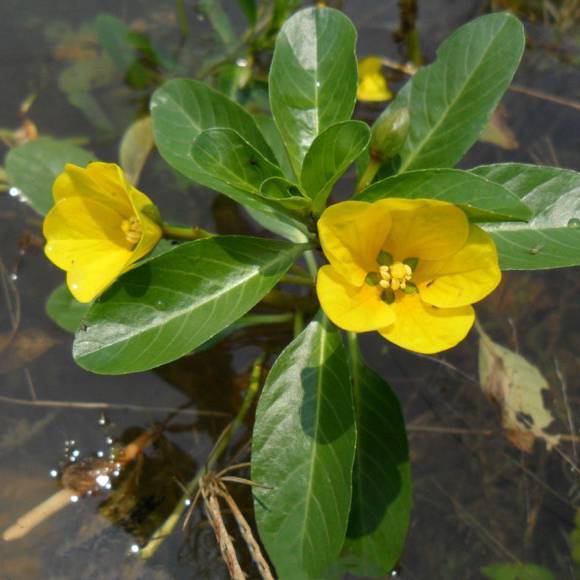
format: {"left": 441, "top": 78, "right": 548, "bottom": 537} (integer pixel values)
{"left": 280, "top": 274, "right": 314, "bottom": 287}
{"left": 139, "top": 353, "right": 265, "bottom": 560}
{"left": 161, "top": 223, "right": 213, "bottom": 241}
{"left": 356, "top": 157, "right": 381, "bottom": 193}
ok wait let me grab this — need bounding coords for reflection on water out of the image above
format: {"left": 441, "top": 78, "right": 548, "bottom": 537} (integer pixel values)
{"left": 0, "top": 0, "right": 579, "bottom": 578}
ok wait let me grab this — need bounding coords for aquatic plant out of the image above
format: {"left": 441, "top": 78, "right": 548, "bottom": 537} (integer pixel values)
{"left": 4, "top": 3, "right": 580, "bottom": 578}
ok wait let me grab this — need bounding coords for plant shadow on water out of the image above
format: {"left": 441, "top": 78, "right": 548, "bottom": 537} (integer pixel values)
{"left": 0, "top": 0, "right": 579, "bottom": 578}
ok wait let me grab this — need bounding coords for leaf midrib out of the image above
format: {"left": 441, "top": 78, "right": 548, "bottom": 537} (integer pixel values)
{"left": 398, "top": 17, "right": 512, "bottom": 173}
{"left": 77, "top": 242, "right": 296, "bottom": 358}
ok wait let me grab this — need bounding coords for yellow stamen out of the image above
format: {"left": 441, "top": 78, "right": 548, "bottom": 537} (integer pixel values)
{"left": 374, "top": 259, "right": 415, "bottom": 293}
{"left": 122, "top": 216, "right": 142, "bottom": 245}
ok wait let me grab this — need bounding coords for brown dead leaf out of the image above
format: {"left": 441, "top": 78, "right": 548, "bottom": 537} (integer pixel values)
{"left": 0, "top": 329, "right": 58, "bottom": 374}
{"left": 479, "top": 106, "right": 519, "bottom": 150}
{"left": 119, "top": 116, "right": 154, "bottom": 186}
{"left": 477, "top": 326, "right": 560, "bottom": 453}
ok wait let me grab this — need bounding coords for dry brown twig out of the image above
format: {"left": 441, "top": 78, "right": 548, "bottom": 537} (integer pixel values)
{"left": 185, "top": 464, "right": 274, "bottom": 580}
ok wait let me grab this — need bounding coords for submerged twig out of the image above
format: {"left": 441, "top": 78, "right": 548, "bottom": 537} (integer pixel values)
{"left": 0, "top": 395, "right": 228, "bottom": 417}
{"left": 1, "top": 428, "right": 161, "bottom": 541}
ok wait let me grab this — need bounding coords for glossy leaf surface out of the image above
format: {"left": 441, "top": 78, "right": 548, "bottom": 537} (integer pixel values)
{"left": 73, "top": 236, "right": 304, "bottom": 374}
{"left": 269, "top": 7, "right": 357, "bottom": 176}
{"left": 383, "top": 13, "right": 524, "bottom": 173}
{"left": 5, "top": 138, "right": 95, "bottom": 215}
{"left": 341, "top": 337, "right": 411, "bottom": 576}
{"left": 301, "top": 120, "right": 370, "bottom": 213}
{"left": 46, "top": 284, "right": 90, "bottom": 333}
{"left": 252, "top": 313, "right": 356, "bottom": 579}
{"left": 358, "top": 168, "right": 531, "bottom": 222}
{"left": 472, "top": 164, "right": 580, "bottom": 269}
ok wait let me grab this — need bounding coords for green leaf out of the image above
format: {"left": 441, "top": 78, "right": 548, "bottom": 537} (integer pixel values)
{"left": 5, "top": 138, "right": 96, "bottom": 215}
{"left": 236, "top": 0, "right": 257, "bottom": 25}
{"left": 357, "top": 168, "right": 532, "bottom": 222}
{"left": 151, "top": 79, "right": 306, "bottom": 229}
{"left": 95, "top": 14, "right": 135, "bottom": 75}
{"left": 73, "top": 236, "right": 305, "bottom": 374}
{"left": 259, "top": 177, "right": 311, "bottom": 213}
{"left": 269, "top": 7, "right": 358, "bottom": 176}
{"left": 252, "top": 312, "right": 356, "bottom": 579}
{"left": 198, "top": 0, "right": 236, "bottom": 47}
{"left": 191, "top": 128, "right": 283, "bottom": 201}
{"left": 255, "top": 114, "right": 295, "bottom": 181}
{"left": 341, "top": 336, "right": 411, "bottom": 576}
{"left": 301, "top": 121, "right": 370, "bottom": 213}
{"left": 472, "top": 163, "right": 580, "bottom": 269}
{"left": 46, "top": 284, "right": 90, "bottom": 333}
{"left": 482, "top": 563, "right": 555, "bottom": 580}
{"left": 383, "top": 13, "right": 524, "bottom": 173}
{"left": 151, "top": 78, "right": 276, "bottom": 180}
{"left": 245, "top": 206, "right": 310, "bottom": 243}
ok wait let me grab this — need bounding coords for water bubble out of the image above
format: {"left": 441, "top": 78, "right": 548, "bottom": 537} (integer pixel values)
{"left": 10, "top": 273, "right": 18, "bottom": 281}
{"left": 70, "top": 495, "right": 79, "bottom": 503}
{"left": 567, "top": 218, "right": 580, "bottom": 227}
{"left": 236, "top": 57, "right": 248, "bottom": 68}
{"left": 96, "top": 450, "right": 105, "bottom": 458}
{"left": 49, "top": 469, "right": 59, "bottom": 478}
{"left": 316, "top": 81, "right": 321, "bottom": 88}
{"left": 105, "top": 436, "right": 114, "bottom": 445}
{"left": 113, "top": 470, "right": 120, "bottom": 477}
{"left": 71, "top": 283, "right": 79, "bottom": 290}
{"left": 98, "top": 413, "right": 109, "bottom": 426}
{"left": 8, "top": 187, "right": 21, "bottom": 198}
{"left": 184, "top": 498, "right": 192, "bottom": 506}
{"left": 130, "top": 544, "right": 140, "bottom": 554}
{"left": 72, "top": 449, "right": 80, "bottom": 458}
{"left": 95, "top": 474, "right": 110, "bottom": 488}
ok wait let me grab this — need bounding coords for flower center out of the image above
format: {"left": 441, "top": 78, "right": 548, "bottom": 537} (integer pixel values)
{"left": 365, "top": 252, "right": 419, "bottom": 304}
{"left": 121, "top": 216, "right": 142, "bottom": 245}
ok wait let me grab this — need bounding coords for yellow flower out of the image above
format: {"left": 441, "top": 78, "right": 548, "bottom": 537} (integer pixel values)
{"left": 43, "top": 162, "right": 162, "bottom": 303}
{"left": 357, "top": 57, "right": 392, "bottom": 102}
{"left": 316, "top": 199, "right": 501, "bottom": 354}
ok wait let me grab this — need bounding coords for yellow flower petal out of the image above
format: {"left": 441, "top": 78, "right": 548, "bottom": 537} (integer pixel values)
{"left": 66, "top": 249, "right": 134, "bottom": 303}
{"left": 318, "top": 201, "right": 392, "bottom": 286}
{"left": 317, "top": 265, "right": 395, "bottom": 332}
{"left": 379, "top": 198, "right": 469, "bottom": 261}
{"left": 44, "top": 162, "right": 162, "bottom": 302}
{"left": 43, "top": 197, "right": 133, "bottom": 271}
{"left": 378, "top": 293, "right": 475, "bottom": 354}
{"left": 417, "top": 225, "right": 501, "bottom": 308}
{"left": 53, "top": 162, "right": 133, "bottom": 217}
{"left": 357, "top": 57, "right": 392, "bottom": 102}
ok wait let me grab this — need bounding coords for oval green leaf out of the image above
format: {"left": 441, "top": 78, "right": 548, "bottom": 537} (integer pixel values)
{"left": 357, "top": 168, "right": 532, "bottom": 222}
{"left": 73, "top": 236, "right": 305, "bottom": 374}
{"left": 46, "top": 284, "right": 90, "bottom": 333}
{"left": 472, "top": 163, "right": 580, "bottom": 269}
{"left": 341, "top": 336, "right": 411, "bottom": 576}
{"left": 151, "top": 78, "right": 276, "bottom": 180}
{"left": 252, "top": 312, "right": 356, "bottom": 579}
{"left": 5, "top": 138, "right": 96, "bottom": 215}
{"left": 301, "top": 120, "right": 371, "bottom": 214}
{"left": 380, "top": 13, "right": 524, "bottom": 173}
{"left": 269, "top": 7, "right": 358, "bottom": 176}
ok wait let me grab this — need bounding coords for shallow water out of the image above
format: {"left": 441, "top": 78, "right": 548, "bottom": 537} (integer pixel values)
{"left": 0, "top": 1, "right": 579, "bottom": 578}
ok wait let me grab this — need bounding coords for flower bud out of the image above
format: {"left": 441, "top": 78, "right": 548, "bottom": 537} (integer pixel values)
{"left": 370, "top": 107, "right": 410, "bottom": 162}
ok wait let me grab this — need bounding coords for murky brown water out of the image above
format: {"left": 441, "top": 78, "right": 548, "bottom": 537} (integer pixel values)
{"left": 1, "top": 1, "right": 579, "bottom": 578}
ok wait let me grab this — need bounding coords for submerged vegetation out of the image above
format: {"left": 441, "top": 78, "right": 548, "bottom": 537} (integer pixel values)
{"left": 0, "top": 0, "right": 579, "bottom": 578}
